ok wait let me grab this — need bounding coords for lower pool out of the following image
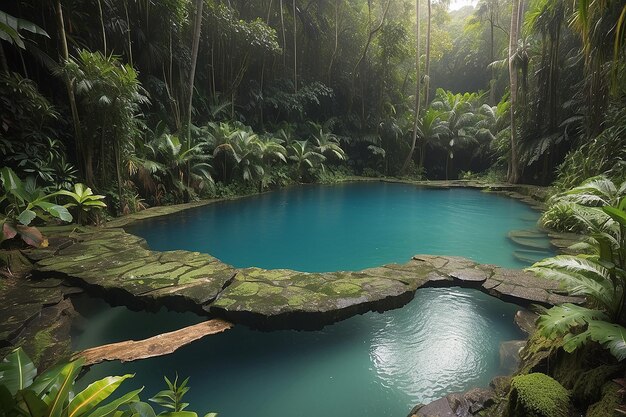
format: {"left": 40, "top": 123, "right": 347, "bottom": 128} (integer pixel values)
{"left": 73, "top": 287, "right": 525, "bottom": 417}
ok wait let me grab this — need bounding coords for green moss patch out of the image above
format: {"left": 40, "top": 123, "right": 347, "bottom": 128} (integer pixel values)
{"left": 509, "top": 373, "right": 570, "bottom": 417}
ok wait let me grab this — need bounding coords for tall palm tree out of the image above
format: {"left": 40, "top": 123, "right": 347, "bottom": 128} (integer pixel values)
{"left": 208, "top": 121, "right": 239, "bottom": 183}
{"left": 186, "top": 0, "right": 203, "bottom": 191}
{"left": 308, "top": 123, "right": 347, "bottom": 161}
{"left": 415, "top": 108, "right": 450, "bottom": 169}
{"left": 288, "top": 140, "right": 325, "bottom": 180}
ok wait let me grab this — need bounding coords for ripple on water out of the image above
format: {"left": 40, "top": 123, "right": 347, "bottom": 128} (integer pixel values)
{"left": 73, "top": 287, "right": 525, "bottom": 417}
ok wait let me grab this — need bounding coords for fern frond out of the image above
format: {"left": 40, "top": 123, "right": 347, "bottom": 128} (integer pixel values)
{"left": 537, "top": 304, "right": 607, "bottom": 338}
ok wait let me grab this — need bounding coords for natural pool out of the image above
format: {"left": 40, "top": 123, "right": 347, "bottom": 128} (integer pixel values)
{"left": 127, "top": 182, "right": 553, "bottom": 271}
{"left": 74, "top": 183, "right": 552, "bottom": 416}
{"left": 73, "top": 287, "right": 525, "bottom": 417}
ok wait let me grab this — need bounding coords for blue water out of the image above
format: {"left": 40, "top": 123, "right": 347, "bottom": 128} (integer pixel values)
{"left": 74, "top": 183, "right": 544, "bottom": 416}
{"left": 73, "top": 287, "right": 525, "bottom": 417}
{"left": 127, "top": 182, "right": 551, "bottom": 271}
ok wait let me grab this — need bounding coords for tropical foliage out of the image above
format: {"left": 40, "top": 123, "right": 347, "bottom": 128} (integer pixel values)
{"left": 0, "top": 167, "right": 105, "bottom": 247}
{"left": 529, "top": 177, "right": 626, "bottom": 361}
{"left": 0, "top": 348, "right": 216, "bottom": 417}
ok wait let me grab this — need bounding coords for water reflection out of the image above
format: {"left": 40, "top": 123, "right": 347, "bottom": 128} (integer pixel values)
{"left": 369, "top": 290, "right": 500, "bottom": 400}
{"left": 73, "top": 287, "right": 524, "bottom": 417}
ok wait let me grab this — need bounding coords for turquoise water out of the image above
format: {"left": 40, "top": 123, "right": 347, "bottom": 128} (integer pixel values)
{"left": 74, "top": 183, "right": 546, "bottom": 416}
{"left": 73, "top": 287, "right": 525, "bottom": 417}
{"left": 127, "top": 182, "right": 553, "bottom": 271}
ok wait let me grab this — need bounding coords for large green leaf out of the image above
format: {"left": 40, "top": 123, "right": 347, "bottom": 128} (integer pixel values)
{"left": 537, "top": 304, "right": 608, "bottom": 338}
{"left": 603, "top": 206, "right": 626, "bottom": 227}
{"left": 17, "top": 209, "right": 36, "bottom": 226}
{"left": 47, "top": 359, "right": 84, "bottom": 417}
{"left": 85, "top": 387, "right": 143, "bottom": 417}
{"left": 30, "top": 363, "right": 67, "bottom": 402}
{"left": 159, "top": 412, "right": 198, "bottom": 417}
{"left": 68, "top": 375, "right": 134, "bottom": 417}
{"left": 0, "top": 348, "right": 37, "bottom": 395}
{"left": 586, "top": 321, "right": 626, "bottom": 361}
{"left": 0, "top": 385, "right": 16, "bottom": 414}
{"left": 0, "top": 167, "right": 29, "bottom": 203}
{"left": 32, "top": 201, "right": 73, "bottom": 223}
{"left": 0, "top": 21, "right": 22, "bottom": 47}
{"left": 563, "top": 320, "right": 626, "bottom": 361}
{"left": 0, "top": 11, "right": 49, "bottom": 37}
{"left": 16, "top": 389, "right": 48, "bottom": 417}
{"left": 528, "top": 255, "right": 619, "bottom": 313}
{"left": 127, "top": 402, "right": 156, "bottom": 417}
{"left": 530, "top": 255, "right": 610, "bottom": 280}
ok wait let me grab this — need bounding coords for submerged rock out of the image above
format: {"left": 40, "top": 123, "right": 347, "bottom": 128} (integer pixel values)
{"left": 514, "top": 310, "right": 539, "bottom": 335}
{"left": 500, "top": 340, "right": 526, "bottom": 374}
{"left": 410, "top": 388, "right": 495, "bottom": 417}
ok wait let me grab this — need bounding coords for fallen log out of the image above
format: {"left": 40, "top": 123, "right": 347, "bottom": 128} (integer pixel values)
{"left": 74, "top": 319, "right": 233, "bottom": 366}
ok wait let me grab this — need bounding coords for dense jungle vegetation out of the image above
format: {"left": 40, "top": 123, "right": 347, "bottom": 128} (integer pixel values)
{"left": 1, "top": 0, "right": 626, "bottom": 416}
{"left": 1, "top": 0, "right": 624, "bottom": 218}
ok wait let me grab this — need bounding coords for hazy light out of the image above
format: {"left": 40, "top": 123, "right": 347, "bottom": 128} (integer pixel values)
{"left": 449, "top": 0, "right": 477, "bottom": 11}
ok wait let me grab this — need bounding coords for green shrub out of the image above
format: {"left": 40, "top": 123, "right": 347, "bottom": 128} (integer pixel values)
{"left": 362, "top": 167, "right": 384, "bottom": 178}
{"left": 554, "top": 106, "right": 626, "bottom": 191}
{"left": 539, "top": 201, "right": 584, "bottom": 233}
{"left": 458, "top": 170, "right": 477, "bottom": 180}
{"left": 509, "top": 373, "right": 570, "bottom": 417}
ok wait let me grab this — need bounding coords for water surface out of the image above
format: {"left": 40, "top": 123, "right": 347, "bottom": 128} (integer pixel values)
{"left": 73, "top": 287, "right": 524, "bottom": 417}
{"left": 128, "top": 183, "right": 551, "bottom": 270}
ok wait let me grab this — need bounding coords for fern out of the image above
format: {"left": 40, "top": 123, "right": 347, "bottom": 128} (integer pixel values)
{"left": 563, "top": 321, "right": 626, "bottom": 361}
{"left": 537, "top": 304, "right": 608, "bottom": 339}
{"left": 528, "top": 256, "right": 618, "bottom": 314}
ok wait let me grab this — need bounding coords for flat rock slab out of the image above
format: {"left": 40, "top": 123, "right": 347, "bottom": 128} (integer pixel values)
{"left": 74, "top": 319, "right": 232, "bottom": 365}
{"left": 0, "top": 276, "right": 72, "bottom": 342}
{"left": 21, "top": 227, "right": 584, "bottom": 330}
{"left": 0, "top": 275, "right": 78, "bottom": 367}
{"left": 27, "top": 228, "right": 238, "bottom": 313}
{"left": 104, "top": 200, "right": 219, "bottom": 228}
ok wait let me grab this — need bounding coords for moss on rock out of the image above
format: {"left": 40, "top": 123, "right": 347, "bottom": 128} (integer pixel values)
{"left": 585, "top": 382, "right": 620, "bottom": 417}
{"left": 509, "top": 373, "right": 570, "bottom": 417}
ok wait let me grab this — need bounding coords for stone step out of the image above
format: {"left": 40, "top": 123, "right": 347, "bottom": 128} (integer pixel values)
{"left": 508, "top": 234, "right": 553, "bottom": 250}
{"left": 513, "top": 249, "right": 551, "bottom": 264}
{"left": 507, "top": 229, "right": 547, "bottom": 239}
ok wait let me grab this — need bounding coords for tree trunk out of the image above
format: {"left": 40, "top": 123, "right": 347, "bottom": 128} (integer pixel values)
{"left": 123, "top": 0, "right": 133, "bottom": 66}
{"left": 400, "top": 0, "right": 421, "bottom": 175}
{"left": 114, "top": 129, "right": 124, "bottom": 213}
{"left": 186, "top": 0, "right": 204, "bottom": 192}
{"left": 97, "top": 0, "right": 107, "bottom": 55}
{"left": 293, "top": 0, "right": 297, "bottom": 93}
{"left": 424, "top": 0, "right": 432, "bottom": 106}
{"left": 349, "top": 0, "right": 392, "bottom": 113}
{"left": 0, "top": 41, "right": 9, "bottom": 73}
{"left": 54, "top": 0, "right": 87, "bottom": 184}
{"left": 507, "top": 0, "right": 521, "bottom": 184}
{"left": 489, "top": 18, "right": 495, "bottom": 105}
{"left": 327, "top": 0, "right": 339, "bottom": 84}
{"left": 279, "top": 0, "right": 286, "bottom": 68}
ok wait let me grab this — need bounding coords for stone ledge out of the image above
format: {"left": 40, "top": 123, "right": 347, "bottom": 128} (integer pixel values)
{"left": 20, "top": 227, "right": 583, "bottom": 331}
